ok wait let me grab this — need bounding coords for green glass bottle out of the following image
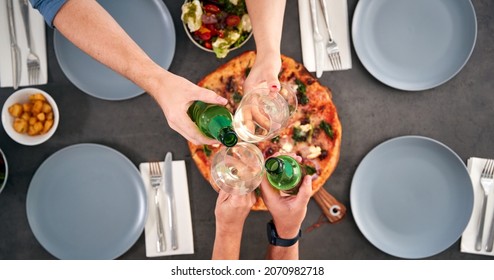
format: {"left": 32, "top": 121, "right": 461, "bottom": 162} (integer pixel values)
{"left": 265, "top": 155, "right": 304, "bottom": 195}
{"left": 187, "top": 101, "right": 238, "bottom": 147}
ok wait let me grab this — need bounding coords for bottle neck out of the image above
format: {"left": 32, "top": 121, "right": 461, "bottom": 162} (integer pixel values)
{"left": 265, "top": 156, "right": 302, "bottom": 193}
{"left": 266, "top": 156, "right": 296, "bottom": 179}
{"left": 188, "top": 101, "right": 238, "bottom": 147}
{"left": 265, "top": 157, "right": 285, "bottom": 175}
{"left": 218, "top": 127, "right": 238, "bottom": 147}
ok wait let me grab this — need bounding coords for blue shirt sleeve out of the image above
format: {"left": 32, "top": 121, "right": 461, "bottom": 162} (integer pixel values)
{"left": 29, "top": 0, "right": 68, "bottom": 28}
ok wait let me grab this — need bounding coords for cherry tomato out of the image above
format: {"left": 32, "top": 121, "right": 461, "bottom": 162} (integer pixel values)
{"left": 194, "top": 25, "right": 212, "bottom": 41}
{"left": 204, "top": 4, "right": 220, "bottom": 14}
{"left": 217, "top": 29, "right": 225, "bottom": 38}
{"left": 205, "top": 24, "right": 218, "bottom": 36}
{"left": 204, "top": 41, "right": 213, "bottom": 49}
{"left": 198, "top": 32, "right": 211, "bottom": 41}
{"left": 225, "top": 15, "right": 241, "bottom": 27}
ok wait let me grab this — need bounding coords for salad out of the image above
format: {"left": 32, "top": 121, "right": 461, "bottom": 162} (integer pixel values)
{"left": 181, "top": 0, "right": 252, "bottom": 58}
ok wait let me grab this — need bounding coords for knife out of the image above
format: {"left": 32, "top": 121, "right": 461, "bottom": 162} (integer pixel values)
{"left": 309, "top": 0, "right": 325, "bottom": 78}
{"left": 486, "top": 205, "right": 494, "bottom": 252}
{"left": 7, "top": 0, "right": 22, "bottom": 89}
{"left": 163, "top": 152, "right": 178, "bottom": 250}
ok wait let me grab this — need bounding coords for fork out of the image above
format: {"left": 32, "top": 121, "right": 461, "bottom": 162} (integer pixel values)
{"left": 318, "top": 0, "right": 342, "bottom": 70}
{"left": 20, "top": 0, "right": 40, "bottom": 85}
{"left": 475, "top": 159, "right": 493, "bottom": 251}
{"left": 149, "top": 162, "right": 166, "bottom": 252}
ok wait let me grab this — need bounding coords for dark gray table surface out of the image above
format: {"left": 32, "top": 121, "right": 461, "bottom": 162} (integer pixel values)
{"left": 1, "top": 0, "right": 493, "bottom": 260}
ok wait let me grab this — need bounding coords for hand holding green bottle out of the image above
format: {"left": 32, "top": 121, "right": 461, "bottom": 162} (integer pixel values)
{"left": 260, "top": 152, "right": 313, "bottom": 238}
{"left": 260, "top": 167, "right": 312, "bottom": 240}
{"left": 188, "top": 101, "right": 238, "bottom": 147}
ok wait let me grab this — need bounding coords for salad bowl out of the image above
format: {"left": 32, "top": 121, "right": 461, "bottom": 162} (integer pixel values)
{"left": 181, "top": 0, "right": 253, "bottom": 58}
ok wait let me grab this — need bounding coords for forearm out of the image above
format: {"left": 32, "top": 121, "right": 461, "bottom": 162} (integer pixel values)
{"left": 245, "top": 0, "right": 286, "bottom": 59}
{"left": 266, "top": 221, "right": 301, "bottom": 260}
{"left": 53, "top": 0, "right": 169, "bottom": 95}
{"left": 212, "top": 226, "right": 244, "bottom": 260}
{"left": 266, "top": 243, "right": 299, "bottom": 260}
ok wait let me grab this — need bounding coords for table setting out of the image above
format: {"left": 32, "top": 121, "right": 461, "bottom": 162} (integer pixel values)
{"left": 139, "top": 155, "right": 194, "bottom": 257}
{"left": 0, "top": 0, "right": 493, "bottom": 260}
{"left": 0, "top": 0, "right": 48, "bottom": 88}
{"left": 298, "top": 0, "right": 352, "bottom": 75}
{"left": 461, "top": 158, "right": 494, "bottom": 256}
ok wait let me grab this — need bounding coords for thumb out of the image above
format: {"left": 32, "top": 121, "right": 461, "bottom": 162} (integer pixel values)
{"left": 260, "top": 176, "right": 278, "bottom": 202}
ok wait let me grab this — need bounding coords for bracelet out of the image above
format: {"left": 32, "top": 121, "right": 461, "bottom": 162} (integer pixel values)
{"left": 266, "top": 220, "right": 301, "bottom": 247}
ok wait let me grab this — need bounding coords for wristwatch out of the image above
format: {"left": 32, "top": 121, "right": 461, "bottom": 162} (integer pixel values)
{"left": 266, "top": 220, "right": 301, "bottom": 247}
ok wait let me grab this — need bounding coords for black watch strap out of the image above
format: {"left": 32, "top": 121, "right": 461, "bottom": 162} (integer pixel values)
{"left": 267, "top": 220, "right": 301, "bottom": 247}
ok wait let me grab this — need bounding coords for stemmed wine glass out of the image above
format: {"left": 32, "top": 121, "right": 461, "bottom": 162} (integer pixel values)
{"left": 233, "top": 83, "right": 297, "bottom": 143}
{"left": 210, "top": 142, "right": 265, "bottom": 195}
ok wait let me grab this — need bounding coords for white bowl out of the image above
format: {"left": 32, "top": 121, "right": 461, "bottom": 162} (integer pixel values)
{"left": 181, "top": 0, "right": 253, "bottom": 56}
{"left": 0, "top": 148, "right": 7, "bottom": 194}
{"left": 1, "top": 88, "right": 59, "bottom": 146}
{"left": 183, "top": 22, "right": 253, "bottom": 54}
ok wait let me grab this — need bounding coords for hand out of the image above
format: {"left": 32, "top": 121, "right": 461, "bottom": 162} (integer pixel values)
{"left": 52, "top": 0, "right": 227, "bottom": 146}
{"left": 260, "top": 154, "right": 312, "bottom": 239}
{"left": 244, "top": 0, "right": 285, "bottom": 94}
{"left": 243, "top": 53, "right": 282, "bottom": 95}
{"left": 212, "top": 190, "right": 255, "bottom": 259}
{"left": 214, "top": 189, "right": 256, "bottom": 233}
{"left": 152, "top": 72, "right": 228, "bottom": 145}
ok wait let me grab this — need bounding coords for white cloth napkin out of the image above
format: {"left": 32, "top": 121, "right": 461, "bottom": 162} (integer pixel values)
{"left": 461, "top": 157, "right": 494, "bottom": 256}
{"left": 0, "top": 0, "right": 47, "bottom": 88}
{"left": 139, "top": 160, "right": 194, "bottom": 257}
{"left": 298, "top": 0, "right": 352, "bottom": 73}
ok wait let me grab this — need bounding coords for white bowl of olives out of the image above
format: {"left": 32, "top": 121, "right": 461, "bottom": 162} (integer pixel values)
{"left": 2, "top": 88, "right": 59, "bottom": 146}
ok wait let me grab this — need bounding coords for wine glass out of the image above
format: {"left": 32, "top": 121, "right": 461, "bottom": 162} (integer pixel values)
{"left": 210, "top": 142, "right": 265, "bottom": 195}
{"left": 233, "top": 83, "right": 297, "bottom": 143}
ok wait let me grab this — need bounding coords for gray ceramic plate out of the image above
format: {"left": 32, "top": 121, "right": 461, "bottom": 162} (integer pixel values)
{"left": 0, "top": 148, "right": 7, "bottom": 194}
{"left": 352, "top": 0, "right": 477, "bottom": 91}
{"left": 26, "top": 144, "right": 147, "bottom": 259}
{"left": 350, "top": 136, "right": 473, "bottom": 259}
{"left": 54, "top": 0, "right": 175, "bottom": 100}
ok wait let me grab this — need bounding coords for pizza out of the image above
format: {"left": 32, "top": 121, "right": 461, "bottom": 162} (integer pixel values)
{"left": 188, "top": 51, "right": 342, "bottom": 211}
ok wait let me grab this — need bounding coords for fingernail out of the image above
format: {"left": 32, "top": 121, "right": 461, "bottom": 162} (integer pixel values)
{"left": 271, "top": 85, "right": 280, "bottom": 90}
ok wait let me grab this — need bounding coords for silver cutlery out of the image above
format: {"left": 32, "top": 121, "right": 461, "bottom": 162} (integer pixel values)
{"left": 475, "top": 159, "right": 493, "bottom": 251}
{"left": 163, "top": 152, "right": 178, "bottom": 250}
{"left": 149, "top": 161, "right": 166, "bottom": 253}
{"left": 309, "top": 0, "right": 325, "bottom": 78}
{"left": 486, "top": 202, "right": 494, "bottom": 252}
{"left": 20, "top": 0, "right": 40, "bottom": 85}
{"left": 7, "top": 0, "right": 22, "bottom": 89}
{"left": 319, "top": 0, "right": 342, "bottom": 70}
